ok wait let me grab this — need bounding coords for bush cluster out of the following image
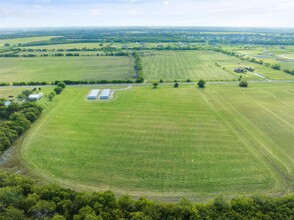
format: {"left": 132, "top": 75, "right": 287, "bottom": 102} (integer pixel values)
{"left": 12, "top": 82, "right": 47, "bottom": 86}
{"left": 54, "top": 81, "right": 66, "bottom": 95}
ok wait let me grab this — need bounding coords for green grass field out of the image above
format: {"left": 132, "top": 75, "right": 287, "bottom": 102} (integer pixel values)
{"left": 141, "top": 50, "right": 293, "bottom": 81}
{"left": 0, "top": 36, "right": 56, "bottom": 47}
{"left": 226, "top": 46, "right": 294, "bottom": 72}
{"left": 20, "top": 83, "right": 294, "bottom": 200}
{"left": 141, "top": 50, "right": 238, "bottom": 81}
{"left": 0, "top": 56, "right": 135, "bottom": 83}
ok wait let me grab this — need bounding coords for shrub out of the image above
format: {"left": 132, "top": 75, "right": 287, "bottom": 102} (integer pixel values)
{"left": 239, "top": 80, "right": 248, "bottom": 87}
{"left": 271, "top": 64, "right": 281, "bottom": 70}
{"left": 174, "top": 82, "right": 179, "bottom": 88}
{"left": 197, "top": 79, "right": 206, "bottom": 88}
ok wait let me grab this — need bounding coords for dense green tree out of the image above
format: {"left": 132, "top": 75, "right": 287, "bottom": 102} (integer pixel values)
{"left": 6, "top": 102, "right": 21, "bottom": 118}
{"left": 58, "top": 81, "right": 66, "bottom": 89}
{"left": 28, "top": 200, "right": 57, "bottom": 219}
{"left": 197, "top": 79, "right": 206, "bottom": 88}
{"left": 271, "top": 64, "right": 281, "bottom": 70}
{"left": 174, "top": 82, "right": 179, "bottom": 88}
{"left": 9, "top": 112, "right": 31, "bottom": 132}
{"left": 0, "top": 206, "right": 25, "bottom": 220}
{"left": 54, "top": 87, "right": 63, "bottom": 95}
{"left": 48, "top": 92, "right": 56, "bottom": 101}
{"left": 239, "top": 80, "right": 248, "bottom": 87}
{"left": 152, "top": 82, "right": 159, "bottom": 88}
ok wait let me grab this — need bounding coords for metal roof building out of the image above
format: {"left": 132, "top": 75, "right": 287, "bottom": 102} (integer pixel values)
{"left": 28, "top": 93, "right": 43, "bottom": 101}
{"left": 88, "top": 89, "right": 100, "bottom": 100}
{"left": 100, "top": 89, "right": 111, "bottom": 99}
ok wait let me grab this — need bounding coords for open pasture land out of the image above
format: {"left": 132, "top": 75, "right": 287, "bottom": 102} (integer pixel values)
{"left": 141, "top": 50, "right": 293, "bottom": 81}
{"left": 0, "top": 87, "right": 31, "bottom": 99}
{"left": 20, "top": 83, "right": 294, "bottom": 200}
{"left": 0, "top": 36, "right": 56, "bottom": 47}
{"left": 228, "top": 46, "right": 294, "bottom": 71}
{"left": 141, "top": 50, "right": 238, "bottom": 81}
{"left": 0, "top": 56, "right": 135, "bottom": 83}
{"left": 22, "top": 42, "right": 110, "bottom": 50}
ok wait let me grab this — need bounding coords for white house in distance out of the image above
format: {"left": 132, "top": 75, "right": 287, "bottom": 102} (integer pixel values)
{"left": 88, "top": 89, "right": 100, "bottom": 100}
{"left": 28, "top": 93, "right": 43, "bottom": 101}
{"left": 100, "top": 89, "right": 111, "bottom": 99}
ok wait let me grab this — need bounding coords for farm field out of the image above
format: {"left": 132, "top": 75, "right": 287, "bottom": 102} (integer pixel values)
{"left": 22, "top": 42, "right": 109, "bottom": 50}
{"left": 20, "top": 83, "right": 294, "bottom": 200}
{"left": 226, "top": 46, "right": 294, "bottom": 71}
{"left": 0, "top": 56, "right": 135, "bottom": 83}
{"left": 0, "top": 36, "right": 56, "bottom": 47}
{"left": 141, "top": 50, "right": 292, "bottom": 81}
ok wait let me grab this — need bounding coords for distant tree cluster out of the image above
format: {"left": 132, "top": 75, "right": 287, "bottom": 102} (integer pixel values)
{"left": 12, "top": 81, "right": 47, "bottom": 86}
{"left": 271, "top": 64, "right": 281, "bottom": 70}
{"left": 283, "top": 68, "right": 294, "bottom": 75}
{"left": 0, "top": 82, "right": 10, "bottom": 86}
{"left": 0, "top": 172, "right": 293, "bottom": 219}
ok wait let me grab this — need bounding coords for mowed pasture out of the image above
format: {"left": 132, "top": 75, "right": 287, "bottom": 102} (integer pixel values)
{"left": 141, "top": 50, "right": 238, "bottom": 81}
{"left": 20, "top": 83, "right": 294, "bottom": 200}
{"left": 141, "top": 50, "right": 293, "bottom": 81}
{"left": 0, "top": 56, "right": 135, "bottom": 83}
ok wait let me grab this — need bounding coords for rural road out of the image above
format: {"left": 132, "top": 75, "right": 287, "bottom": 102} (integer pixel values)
{"left": 0, "top": 79, "right": 293, "bottom": 89}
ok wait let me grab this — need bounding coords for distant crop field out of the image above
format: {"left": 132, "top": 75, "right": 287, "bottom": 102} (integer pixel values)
{"left": 141, "top": 50, "right": 238, "bottom": 81}
{"left": 23, "top": 42, "right": 109, "bottom": 50}
{"left": 0, "top": 56, "right": 135, "bottom": 83}
{"left": 0, "top": 36, "right": 56, "bottom": 47}
{"left": 20, "top": 83, "right": 294, "bottom": 200}
{"left": 141, "top": 50, "right": 293, "bottom": 81}
{"left": 227, "top": 46, "right": 294, "bottom": 72}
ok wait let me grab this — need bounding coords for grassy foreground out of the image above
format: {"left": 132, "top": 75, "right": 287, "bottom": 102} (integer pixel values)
{"left": 20, "top": 83, "right": 294, "bottom": 200}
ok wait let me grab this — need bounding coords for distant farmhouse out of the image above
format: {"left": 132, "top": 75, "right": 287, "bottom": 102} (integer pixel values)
{"left": 28, "top": 93, "right": 43, "bottom": 101}
{"left": 234, "top": 67, "right": 255, "bottom": 73}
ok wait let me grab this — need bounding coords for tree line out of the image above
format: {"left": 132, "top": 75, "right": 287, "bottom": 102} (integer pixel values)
{"left": 0, "top": 79, "right": 143, "bottom": 87}
{"left": 133, "top": 52, "right": 144, "bottom": 83}
{"left": 0, "top": 172, "right": 293, "bottom": 219}
{"left": 0, "top": 101, "right": 43, "bottom": 153}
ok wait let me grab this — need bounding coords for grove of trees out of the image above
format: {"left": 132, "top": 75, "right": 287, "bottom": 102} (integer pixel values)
{"left": 0, "top": 172, "right": 293, "bottom": 219}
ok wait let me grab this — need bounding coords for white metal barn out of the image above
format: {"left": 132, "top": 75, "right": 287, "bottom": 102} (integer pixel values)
{"left": 88, "top": 89, "right": 100, "bottom": 100}
{"left": 28, "top": 93, "right": 43, "bottom": 101}
{"left": 100, "top": 89, "right": 111, "bottom": 99}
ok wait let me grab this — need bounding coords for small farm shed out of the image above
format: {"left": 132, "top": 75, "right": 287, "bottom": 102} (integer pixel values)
{"left": 100, "top": 89, "right": 111, "bottom": 99}
{"left": 88, "top": 89, "right": 100, "bottom": 100}
{"left": 28, "top": 93, "right": 43, "bottom": 101}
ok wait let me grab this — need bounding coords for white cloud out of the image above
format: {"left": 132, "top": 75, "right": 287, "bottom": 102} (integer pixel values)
{"left": 90, "top": 9, "right": 101, "bottom": 16}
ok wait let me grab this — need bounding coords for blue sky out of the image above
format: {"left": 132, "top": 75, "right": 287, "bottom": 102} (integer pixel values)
{"left": 0, "top": 0, "right": 293, "bottom": 28}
